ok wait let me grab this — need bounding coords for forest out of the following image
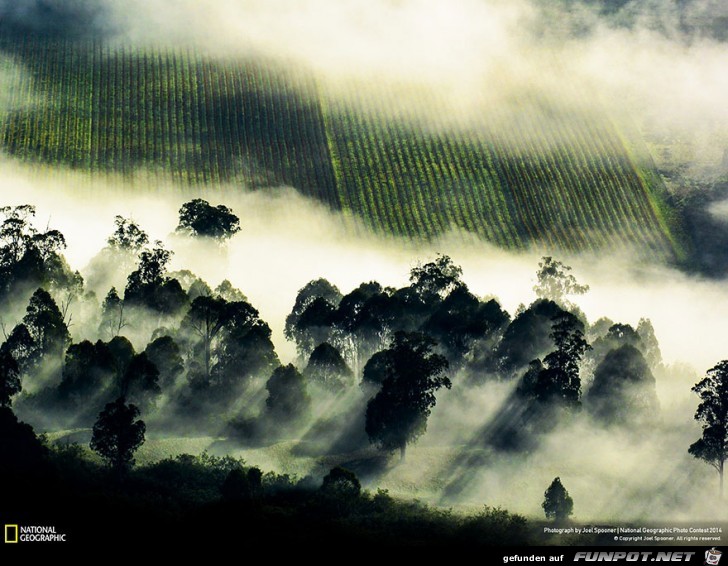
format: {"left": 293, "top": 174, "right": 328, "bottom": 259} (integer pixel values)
{"left": 1, "top": 197, "right": 726, "bottom": 548}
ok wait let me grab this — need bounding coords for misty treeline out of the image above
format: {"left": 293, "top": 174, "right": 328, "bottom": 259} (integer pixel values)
{"left": 0, "top": 200, "right": 670, "bottom": 462}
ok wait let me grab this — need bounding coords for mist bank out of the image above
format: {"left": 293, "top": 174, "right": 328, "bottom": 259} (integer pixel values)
{"left": 0, "top": 160, "right": 724, "bottom": 373}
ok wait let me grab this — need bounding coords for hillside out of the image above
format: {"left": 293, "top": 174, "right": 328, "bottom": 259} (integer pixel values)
{"left": 0, "top": 32, "right": 681, "bottom": 257}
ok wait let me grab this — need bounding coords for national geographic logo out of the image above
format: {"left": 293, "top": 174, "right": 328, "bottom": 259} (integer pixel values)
{"left": 573, "top": 553, "right": 696, "bottom": 562}
{"left": 4, "top": 524, "right": 67, "bottom": 543}
{"left": 4, "top": 525, "right": 18, "bottom": 544}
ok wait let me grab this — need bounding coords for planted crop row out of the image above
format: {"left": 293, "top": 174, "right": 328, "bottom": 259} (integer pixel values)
{"left": 0, "top": 32, "right": 678, "bottom": 257}
{"left": 322, "top": 82, "right": 676, "bottom": 257}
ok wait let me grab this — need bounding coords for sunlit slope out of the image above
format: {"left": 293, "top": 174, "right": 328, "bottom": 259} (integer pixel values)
{"left": 0, "top": 36, "right": 680, "bottom": 256}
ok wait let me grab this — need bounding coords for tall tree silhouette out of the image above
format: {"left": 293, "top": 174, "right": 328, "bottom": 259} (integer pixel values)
{"left": 0, "top": 351, "right": 20, "bottom": 407}
{"left": 533, "top": 256, "right": 588, "bottom": 307}
{"left": 365, "top": 332, "right": 450, "bottom": 460}
{"left": 525, "top": 312, "right": 590, "bottom": 408}
{"left": 176, "top": 199, "right": 240, "bottom": 241}
{"left": 124, "top": 242, "right": 187, "bottom": 315}
{"left": 0, "top": 205, "right": 80, "bottom": 303}
{"left": 542, "top": 477, "right": 574, "bottom": 523}
{"left": 689, "top": 360, "right": 728, "bottom": 496}
{"left": 90, "top": 397, "right": 146, "bottom": 480}
{"left": 265, "top": 364, "right": 310, "bottom": 427}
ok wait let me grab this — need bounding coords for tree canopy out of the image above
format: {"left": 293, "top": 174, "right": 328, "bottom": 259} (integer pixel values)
{"left": 533, "top": 256, "right": 588, "bottom": 306}
{"left": 175, "top": 199, "right": 241, "bottom": 241}
{"left": 124, "top": 243, "right": 187, "bottom": 314}
{"left": 0, "top": 350, "right": 20, "bottom": 407}
{"left": 542, "top": 477, "right": 573, "bottom": 523}
{"left": 107, "top": 216, "right": 149, "bottom": 252}
{"left": 586, "top": 344, "right": 658, "bottom": 425}
{"left": 365, "top": 332, "right": 450, "bottom": 459}
{"left": 90, "top": 397, "right": 146, "bottom": 478}
{"left": 304, "top": 342, "right": 352, "bottom": 393}
{"left": 530, "top": 312, "right": 590, "bottom": 407}
{"left": 0, "top": 205, "right": 80, "bottom": 303}
{"left": 689, "top": 360, "right": 728, "bottom": 496}
{"left": 265, "top": 364, "right": 310, "bottom": 426}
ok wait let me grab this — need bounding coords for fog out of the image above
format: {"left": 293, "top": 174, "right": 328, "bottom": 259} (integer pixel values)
{"left": 3, "top": 160, "right": 728, "bottom": 372}
{"left": 93, "top": 0, "right": 728, "bottom": 164}
{"left": 2, "top": 0, "right": 728, "bottom": 525}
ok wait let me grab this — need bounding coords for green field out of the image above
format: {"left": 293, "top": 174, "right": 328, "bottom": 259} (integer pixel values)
{"left": 0, "top": 32, "right": 681, "bottom": 257}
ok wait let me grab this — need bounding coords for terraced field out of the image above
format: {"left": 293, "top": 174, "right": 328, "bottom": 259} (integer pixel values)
{"left": 0, "top": 32, "right": 681, "bottom": 257}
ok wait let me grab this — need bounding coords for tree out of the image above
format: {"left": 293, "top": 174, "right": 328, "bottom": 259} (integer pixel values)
{"left": 689, "top": 361, "right": 728, "bottom": 496}
{"left": 120, "top": 353, "right": 160, "bottom": 412}
{"left": 290, "top": 296, "right": 336, "bottom": 359}
{"left": 495, "top": 299, "right": 568, "bottom": 377}
{"left": 145, "top": 335, "right": 184, "bottom": 389}
{"left": 59, "top": 340, "right": 116, "bottom": 401}
{"left": 542, "top": 477, "right": 573, "bottom": 523}
{"left": 637, "top": 318, "right": 663, "bottom": 370}
{"left": 586, "top": 344, "right": 658, "bottom": 426}
{"left": 90, "top": 397, "right": 146, "bottom": 479}
{"left": 533, "top": 256, "right": 588, "bottom": 306}
{"left": 0, "top": 324, "right": 33, "bottom": 374}
{"left": 265, "top": 364, "right": 310, "bottom": 425}
{"left": 331, "top": 281, "right": 393, "bottom": 374}
{"left": 362, "top": 349, "right": 392, "bottom": 389}
{"left": 188, "top": 278, "right": 212, "bottom": 301}
{"left": 124, "top": 243, "right": 187, "bottom": 315}
{"left": 181, "top": 295, "right": 229, "bottom": 383}
{"left": 99, "top": 287, "right": 126, "bottom": 338}
{"left": 220, "top": 468, "right": 249, "bottom": 501}
{"left": 0, "top": 406, "right": 48, "bottom": 477}
{"left": 85, "top": 216, "right": 148, "bottom": 294}
{"left": 107, "top": 216, "right": 148, "bottom": 252}
{"left": 57, "top": 340, "right": 117, "bottom": 424}
{"left": 6, "top": 288, "right": 71, "bottom": 382}
{"left": 409, "top": 254, "right": 464, "bottom": 304}
{"left": 0, "top": 205, "right": 78, "bottom": 303}
{"left": 214, "top": 279, "right": 247, "bottom": 302}
{"left": 175, "top": 199, "right": 240, "bottom": 241}
{"left": 107, "top": 335, "right": 136, "bottom": 384}
{"left": 0, "top": 351, "right": 20, "bottom": 407}
{"left": 304, "top": 342, "right": 352, "bottom": 393}
{"left": 285, "top": 278, "right": 341, "bottom": 357}
{"left": 23, "top": 288, "right": 71, "bottom": 363}
{"left": 220, "top": 466, "right": 263, "bottom": 501}
{"left": 321, "top": 466, "right": 361, "bottom": 497}
{"left": 319, "top": 466, "right": 362, "bottom": 516}
{"left": 365, "top": 332, "right": 451, "bottom": 459}
{"left": 209, "top": 300, "right": 279, "bottom": 395}
{"left": 423, "top": 287, "right": 509, "bottom": 369}
{"left": 587, "top": 322, "right": 643, "bottom": 371}
{"left": 527, "top": 312, "right": 590, "bottom": 408}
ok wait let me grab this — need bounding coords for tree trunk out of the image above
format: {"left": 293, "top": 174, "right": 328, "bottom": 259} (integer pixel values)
{"left": 204, "top": 312, "right": 213, "bottom": 382}
{"left": 400, "top": 444, "right": 406, "bottom": 462}
{"left": 721, "top": 461, "right": 724, "bottom": 499}
{"left": 204, "top": 336, "right": 211, "bottom": 381}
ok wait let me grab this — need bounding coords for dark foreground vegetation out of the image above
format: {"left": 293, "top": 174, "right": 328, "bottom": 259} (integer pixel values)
{"left": 0, "top": 408, "right": 532, "bottom": 548}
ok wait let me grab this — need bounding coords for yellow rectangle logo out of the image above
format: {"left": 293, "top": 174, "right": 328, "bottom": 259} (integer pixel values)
{"left": 4, "top": 524, "right": 18, "bottom": 543}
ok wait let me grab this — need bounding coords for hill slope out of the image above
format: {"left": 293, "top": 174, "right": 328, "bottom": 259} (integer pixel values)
{"left": 0, "top": 34, "right": 681, "bottom": 257}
